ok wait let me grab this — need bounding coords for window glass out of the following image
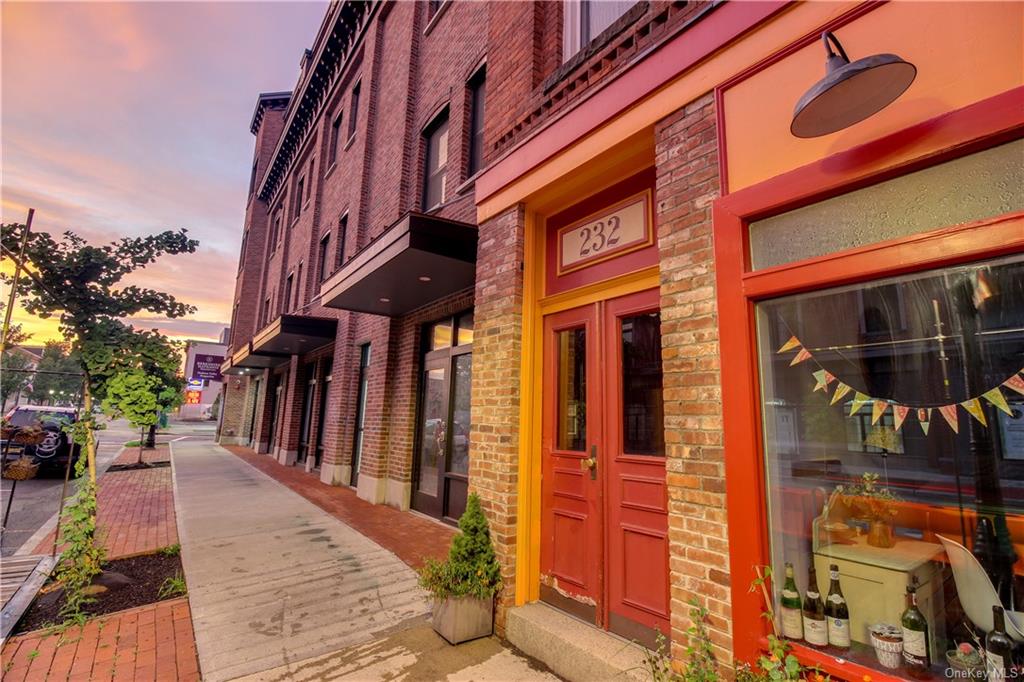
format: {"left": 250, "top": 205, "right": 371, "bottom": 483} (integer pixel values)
{"left": 347, "top": 82, "right": 360, "bottom": 139}
{"left": 423, "top": 112, "right": 449, "bottom": 209}
{"left": 749, "top": 140, "right": 1024, "bottom": 271}
{"left": 622, "top": 312, "right": 664, "bottom": 455}
{"left": 352, "top": 344, "right": 371, "bottom": 483}
{"left": 563, "top": 0, "right": 636, "bottom": 62}
{"left": 337, "top": 214, "right": 348, "bottom": 265}
{"left": 757, "top": 254, "right": 1024, "bottom": 675}
{"left": 417, "top": 367, "right": 447, "bottom": 496}
{"left": 557, "top": 328, "right": 587, "bottom": 451}
{"left": 467, "top": 68, "right": 486, "bottom": 176}
{"left": 450, "top": 354, "right": 472, "bottom": 476}
{"left": 318, "top": 234, "right": 331, "bottom": 282}
{"left": 431, "top": 320, "right": 453, "bottom": 350}
{"left": 456, "top": 311, "right": 474, "bottom": 346}
{"left": 330, "top": 114, "right": 342, "bottom": 164}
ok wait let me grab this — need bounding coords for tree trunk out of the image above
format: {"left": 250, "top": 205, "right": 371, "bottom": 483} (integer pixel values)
{"left": 145, "top": 422, "right": 157, "bottom": 449}
{"left": 82, "top": 380, "right": 97, "bottom": 483}
{"left": 137, "top": 426, "right": 145, "bottom": 465}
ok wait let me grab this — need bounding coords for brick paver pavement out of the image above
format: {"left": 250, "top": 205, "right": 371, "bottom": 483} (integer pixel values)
{"left": 34, "top": 467, "right": 178, "bottom": 559}
{"left": 0, "top": 597, "right": 199, "bottom": 682}
{"left": 223, "top": 445, "right": 455, "bottom": 569}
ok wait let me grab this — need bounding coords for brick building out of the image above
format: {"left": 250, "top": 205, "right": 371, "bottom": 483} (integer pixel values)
{"left": 222, "top": 1, "right": 1023, "bottom": 679}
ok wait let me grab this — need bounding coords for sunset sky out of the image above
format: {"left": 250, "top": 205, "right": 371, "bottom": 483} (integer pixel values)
{"left": 1, "top": 1, "right": 327, "bottom": 343}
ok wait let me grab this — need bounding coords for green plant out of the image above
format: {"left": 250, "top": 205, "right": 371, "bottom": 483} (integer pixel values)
{"left": 25, "top": 649, "right": 39, "bottom": 661}
{"left": 158, "top": 572, "right": 187, "bottom": 599}
{"left": 160, "top": 543, "right": 181, "bottom": 557}
{"left": 836, "top": 472, "right": 900, "bottom": 522}
{"left": 640, "top": 600, "right": 718, "bottom": 682}
{"left": 52, "top": 456, "right": 105, "bottom": 624}
{"left": 418, "top": 493, "right": 502, "bottom": 600}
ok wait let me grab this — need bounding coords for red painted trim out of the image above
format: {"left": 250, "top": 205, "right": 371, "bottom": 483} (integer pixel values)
{"left": 714, "top": 87, "right": 1024, "bottom": 672}
{"left": 475, "top": 0, "right": 788, "bottom": 204}
{"left": 714, "top": 1, "right": 886, "bottom": 195}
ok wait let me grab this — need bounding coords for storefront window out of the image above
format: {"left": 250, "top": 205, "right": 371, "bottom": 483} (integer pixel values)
{"left": 756, "top": 254, "right": 1024, "bottom": 676}
{"left": 431, "top": 320, "right": 453, "bottom": 350}
{"left": 558, "top": 328, "right": 587, "bottom": 451}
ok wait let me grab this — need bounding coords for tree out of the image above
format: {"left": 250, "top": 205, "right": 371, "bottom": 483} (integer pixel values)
{"left": 27, "top": 341, "right": 82, "bottom": 406}
{"left": 0, "top": 224, "right": 197, "bottom": 481}
{"left": 0, "top": 322, "right": 33, "bottom": 410}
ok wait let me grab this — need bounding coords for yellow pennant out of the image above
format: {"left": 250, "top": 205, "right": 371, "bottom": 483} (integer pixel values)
{"left": 850, "top": 392, "right": 871, "bottom": 416}
{"left": 982, "top": 387, "right": 1012, "bottom": 416}
{"left": 871, "top": 400, "right": 889, "bottom": 425}
{"left": 830, "top": 382, "right": 852, "bottom": 406}
{"left": 960, "top": 398, "right": 988, "bottom": 426}
{"left": 777, "top": 336, "right": 801, "bottom": 354}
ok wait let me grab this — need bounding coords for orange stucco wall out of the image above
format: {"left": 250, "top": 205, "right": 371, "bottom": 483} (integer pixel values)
{"left": 722, "top": 1, "right": 1024, "bottom": 193}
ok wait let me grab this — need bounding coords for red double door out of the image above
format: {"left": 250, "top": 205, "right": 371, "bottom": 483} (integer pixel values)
{"left": 540, "top": 288, "right": 669, "bottom": 644}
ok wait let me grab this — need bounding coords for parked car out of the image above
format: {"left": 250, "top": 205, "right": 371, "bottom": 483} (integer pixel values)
{"left": 2, "top": 405, "right": 82, "bottom": 475}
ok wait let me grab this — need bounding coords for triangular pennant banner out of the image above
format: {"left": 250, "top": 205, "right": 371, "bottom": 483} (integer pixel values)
{"left": 961, "top": 398, "right": 988, "bottom": 427}
{"left": 812, "top": 369, "right": 830, "bottom": 392}
{"left": 982, "top": 387, "right": 1013, "bottom": 416}
{"left": 938, "top": 404, "right": 959, "bottom": 433}
{"left": 917, "top": 408, "right": 932, "bottom": 436}
{"left": 830, "top": 383, "right": 852, "bottom": 406}
{"left": 777, "top": 336, "right": 801, "bottom": 354}
{"left": 790, "top": 348, "right": 812, "bottom": 366}
{"left": 893, "top": 405, "right": 909, "bottom": 431}
{"left": 1004, "top": 373, "right": 1024, "bottom": 397}
{"left": 850, "top": 392, "right": 871, "bottom": 416}
{"left": 871, "top": 400, "right": 890, "bottom": 425}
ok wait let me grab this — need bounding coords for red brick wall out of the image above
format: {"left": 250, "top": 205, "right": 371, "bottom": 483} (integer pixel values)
{"left": 654, "top": 92, "right": 731, "bottom": 670}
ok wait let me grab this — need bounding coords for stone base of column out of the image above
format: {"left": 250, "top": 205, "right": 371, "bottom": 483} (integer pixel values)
{"left": 275, "top": 448, "right": 297, "bottom": 466}
{"left": 356, "top": 473, "right": 386, "bottom": 504}
{"left": 255, "top": 440, "right": 269, "bottom": 454}
{"left": 319, "top": 463, "right": 351, "bottom": 486}
{"left": 385, "top": 479, "right": 411, "bottom": 510}
{"left": 217, "top": 435, "right": 245, "bottom": 446}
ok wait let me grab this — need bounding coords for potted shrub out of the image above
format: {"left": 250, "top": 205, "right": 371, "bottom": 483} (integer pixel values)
{"left": 418, "top": 493, "right": 502, "bottom": 644}
{"left": 837, "top": 472, "right": 901, "bottom": 548}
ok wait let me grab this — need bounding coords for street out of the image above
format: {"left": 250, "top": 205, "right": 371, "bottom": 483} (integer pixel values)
{"left": 0, "top": 418, "right": 215, "bottom": 557}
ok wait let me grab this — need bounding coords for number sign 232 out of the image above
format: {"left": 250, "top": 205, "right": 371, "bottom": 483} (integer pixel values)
{"left": 559, "top": 193, "right": 651, "bottom": 273}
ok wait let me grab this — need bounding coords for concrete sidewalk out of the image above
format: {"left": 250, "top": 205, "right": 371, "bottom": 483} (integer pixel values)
{"left": 171, "top": 441, "right": 557, "bottom": 681}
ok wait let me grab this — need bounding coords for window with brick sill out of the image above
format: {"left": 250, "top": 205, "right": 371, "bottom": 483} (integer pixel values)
{"left": 562, "top": 0, "right": 637, "bottom": 63}
{"left": 422, "top": 110, "right": 450, "bottom": 211}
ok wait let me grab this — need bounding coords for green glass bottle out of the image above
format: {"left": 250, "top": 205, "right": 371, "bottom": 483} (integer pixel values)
{"left": 802, "top": 563, "right": 827, "bottom": 647}
{"left": 780, "top": 562, "right": 803, "bottom": 640}
{"left": 900, "top": 577, "right": 931, "bottom": 678}
{"left": 824, "top": 564, "right": 850, "bottom": 650}
{"left": 986, "top": 605, "right": 1013, "bottom": 682}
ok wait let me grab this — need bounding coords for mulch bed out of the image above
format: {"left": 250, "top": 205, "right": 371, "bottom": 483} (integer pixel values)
{"left": 13, "top": 551, "right": 184, "bottom": 635}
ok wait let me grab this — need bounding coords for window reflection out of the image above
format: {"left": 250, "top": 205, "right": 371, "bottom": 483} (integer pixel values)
{"left": 622, "top": 313, "right": 664, "bottom": 455}
{"left": 757, "top": 255, "right": 1024, "bottom": 674}
{"left": 558, "top": 328, "right": 587, "bottom": 451}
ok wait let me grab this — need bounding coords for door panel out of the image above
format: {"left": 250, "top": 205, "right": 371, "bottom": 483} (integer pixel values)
{"left": 540, "top": 289, "right": 668, "bottom": 641}
{"left": 605, "top": 290, "right": 669, "bottom": 638}
{"left": 541, "top": 305, "right": 601, "bottom": 611}
{"left": 412, "top": 360, "right": 448, "bottom": 518}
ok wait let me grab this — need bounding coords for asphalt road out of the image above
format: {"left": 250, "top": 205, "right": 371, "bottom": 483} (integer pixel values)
{"left": 0, "top": 417, "right": 217, "bottom": 557}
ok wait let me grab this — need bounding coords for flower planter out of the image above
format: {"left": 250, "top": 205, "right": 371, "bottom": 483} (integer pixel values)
{"left": 431, "top": 595, "right": 493, "bottom": 644}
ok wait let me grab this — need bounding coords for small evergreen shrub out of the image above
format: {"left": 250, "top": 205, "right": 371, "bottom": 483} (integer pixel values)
{"left": 418, "top": 493, "right": 502, "bottom": 600}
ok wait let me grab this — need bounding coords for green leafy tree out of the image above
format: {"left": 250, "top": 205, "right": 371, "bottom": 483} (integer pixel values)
{"left": 1, "top": 349, "right": 33, "bottom": 409}
{"left": 27, "top": 341, "right": 82, "bottom": 405}
{"left": 418, "top": 493, "right": 502, "bottom": 600}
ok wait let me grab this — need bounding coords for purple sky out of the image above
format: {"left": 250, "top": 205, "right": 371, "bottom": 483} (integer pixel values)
{"left": 1, "top": 1, "right": 328, "bottom": 342}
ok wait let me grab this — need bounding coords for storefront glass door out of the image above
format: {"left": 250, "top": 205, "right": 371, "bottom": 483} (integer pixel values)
{"left": 412, "top": 313, "right": 473, "bottom": 523}
{"left": 296, "top": 362, "right": 316, "bottom": 464}
{"left": 313, "top": 359, "right": 332, "bottom": 469}
{"left": 540, "top": 288, "right": 669, "bottom": 645}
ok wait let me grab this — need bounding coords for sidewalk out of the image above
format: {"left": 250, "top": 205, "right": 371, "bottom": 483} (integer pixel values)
{"left": 173, "top": 441, "right": 558, "bottom": 682}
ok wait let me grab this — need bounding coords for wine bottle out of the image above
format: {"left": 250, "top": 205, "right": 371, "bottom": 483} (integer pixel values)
{"left": 802, "top": 563, "right": 827, "bottom": 647}
{"left": 780, "top": 562, "right": 803, "bottom": 640}
{"left": 824, "top": 564, "right": 850, "bottom": 649}
{"left": 987, "top": 605, "right": 1013, "bottom": 682}
{"left": 900, "top": 577, "right": 931, "bottom": 678}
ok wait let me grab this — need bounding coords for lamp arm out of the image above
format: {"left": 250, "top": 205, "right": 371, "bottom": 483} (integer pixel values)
{"left": 821, "top": 31, "right": 850, "bottom": 63}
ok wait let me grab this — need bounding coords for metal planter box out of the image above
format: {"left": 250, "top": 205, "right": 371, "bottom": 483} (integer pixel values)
{"left": 432, "top": 595, "right": 493, "bottom": 644}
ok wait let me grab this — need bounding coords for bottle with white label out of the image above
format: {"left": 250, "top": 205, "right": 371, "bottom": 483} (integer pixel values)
{"left": 900, "top": 577, "right": 931, "bottom": 678}
{"left": 780, "top": 562, "right": 803, "bottom": 640}
{"left": 802, "top": 563, "right": 827, "bottom": 647}
{"left": 824, "top": 564, "right": 850, "bottom": 650}
{"left": 987, "top": 604, "right": 1013, "bottom": 682}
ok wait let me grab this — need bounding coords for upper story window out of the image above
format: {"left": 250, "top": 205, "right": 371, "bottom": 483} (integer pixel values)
{"left": 294, "top": 177, "right": 305, "bottom": 219}
{"left": 296, "top": 261, "right": 303, "bottom": 307}
{"left": 238, "top": 229, "right": 249, "bottom": 272}
{"left": 283, "top": 273, "right": 294, "bottom": 313}
{"left": 270, "top": 210, "right": 283, "bottom": 250}
{"left": 563, "top": 0, "right": 636, "bottom": 62}
{"left": 318, "top": 232, "right": 332, "bottom": 283}
{"left": 467, "top": 66, "right": 486, "bottom": 177}
{"left": 248, "top": 159, "right": 258, "bottom": 197}
{"left": 422, "top": 110, "right": 450, "bottom": 210}
{"left": 329, "top": 114, "right": 343, "bottom": 166}
{"left": 347, "top": 81, "right": 361, "bottom": 141}
{"left": 337, "top": 213, "right": 349, "bottom": 266}
{"left": 261, "top": 297, "right": 271, "bottom": 327}
{"left": 307, "top": 160, "right": 315, "bottom": 200}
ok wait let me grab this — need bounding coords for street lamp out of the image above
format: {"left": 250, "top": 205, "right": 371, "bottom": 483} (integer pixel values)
{"left": 791, "top": 31, "right": 916, "bottom": 138}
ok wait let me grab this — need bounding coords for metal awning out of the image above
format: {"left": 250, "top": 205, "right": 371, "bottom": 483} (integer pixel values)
{"left": 222, "top": 341, "right": 288, "bottom": 375}
{"left": 251, "top": 314, "right": 337, "bottom": 356}
{"left": 320, "top": 211, "right": 477, "bottom": 317}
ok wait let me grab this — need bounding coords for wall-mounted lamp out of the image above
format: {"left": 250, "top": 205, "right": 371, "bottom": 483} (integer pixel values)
{"left": 791, "top": 31, "right": 916, "bottom": 138}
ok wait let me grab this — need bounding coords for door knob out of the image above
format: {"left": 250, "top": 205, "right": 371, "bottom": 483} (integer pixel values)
{"left": 580, "top": 444, "right": 597, "bottom": 480}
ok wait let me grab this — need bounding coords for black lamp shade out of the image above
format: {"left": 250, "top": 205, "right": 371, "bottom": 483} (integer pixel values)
{"left": 791, "top": 32, "right": 917, "bottom": 138}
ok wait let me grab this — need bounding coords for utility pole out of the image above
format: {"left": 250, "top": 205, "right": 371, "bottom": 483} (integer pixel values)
{"left": 1, "top": 208, "right": 34, "bottom": 353}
